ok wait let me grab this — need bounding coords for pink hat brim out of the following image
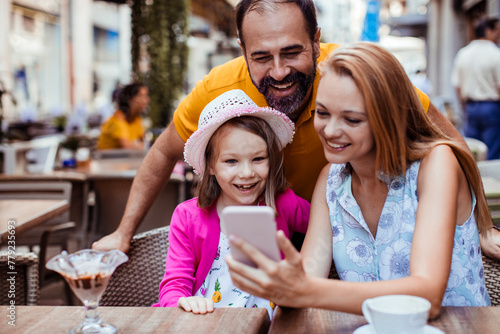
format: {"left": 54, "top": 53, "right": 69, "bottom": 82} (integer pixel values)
{"left": 184, "top": 106, "right": 295, "bottom": 175}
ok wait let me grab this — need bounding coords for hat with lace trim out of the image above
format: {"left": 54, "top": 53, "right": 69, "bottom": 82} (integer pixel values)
{"left": 184, "top": 89, "right": 295, "bottom": 175}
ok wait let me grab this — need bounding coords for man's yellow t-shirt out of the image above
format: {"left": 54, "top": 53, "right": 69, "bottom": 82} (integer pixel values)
{"left": 97, "top": 110, "right": 144, "bottom": 150}
{"left": 173, "top": 43, "right": 430, "bottom": 202}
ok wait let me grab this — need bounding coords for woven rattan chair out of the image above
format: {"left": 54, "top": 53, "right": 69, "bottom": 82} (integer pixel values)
{"left": 0, "top": 252, "right": 39, "bottom": 305}
{"left": 483, "top": 255, "right": 500, "bottom": 306}
{"left": 100, "top": 225, "right": 170, "bottom": 306}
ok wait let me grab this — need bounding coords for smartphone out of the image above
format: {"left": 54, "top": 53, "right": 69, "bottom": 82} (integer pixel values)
{"left": 220, "top": 206, "right": 281, "bottom": 268}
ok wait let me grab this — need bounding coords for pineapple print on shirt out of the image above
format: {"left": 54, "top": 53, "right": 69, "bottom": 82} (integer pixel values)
{"left": 194, "top": 232, "right": 275, "bottom": 318}
{"left": 212, "top": 278, "right": 222, "bottom": 303}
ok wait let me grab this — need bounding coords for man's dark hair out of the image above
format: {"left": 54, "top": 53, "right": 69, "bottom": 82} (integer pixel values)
{"left": 474, "top": 17, "right": 499, "bottom": 39}
{"left": 118, "top": 83, "right": 145, "bottom": 117}
{"left": 235, "top": 0, "right": 318, "bottom": 48}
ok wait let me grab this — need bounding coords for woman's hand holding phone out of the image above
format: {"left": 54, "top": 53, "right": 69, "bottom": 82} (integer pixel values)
{"left": 220, "top": 206, "right": 281, "bottom": 268}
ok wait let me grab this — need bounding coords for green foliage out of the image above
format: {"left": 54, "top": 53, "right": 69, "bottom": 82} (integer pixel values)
{"left": 60, "top": 135, "right": 93, "bottom": 152}
{"left": 60, "top": 136, "right": 80, "bottom": 152}
{"left": 53, "top": 115, "right": 67, "bottom": 132}
{"left": 131, "top": 0, "right": 190, "bottom": 128}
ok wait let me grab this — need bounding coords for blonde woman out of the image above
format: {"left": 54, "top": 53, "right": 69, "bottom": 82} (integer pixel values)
{"left": 227, "top": 42, "right": 491, "bottom": 318}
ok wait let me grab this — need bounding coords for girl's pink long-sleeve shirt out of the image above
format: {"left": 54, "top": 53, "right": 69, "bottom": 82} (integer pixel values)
{"left": 153, "top": 188, "right": 310, "bottom": 307}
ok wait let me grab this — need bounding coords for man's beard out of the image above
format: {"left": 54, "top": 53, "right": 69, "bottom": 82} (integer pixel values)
{"left": 253, "top": 64, "right": 316, "bottom": 121}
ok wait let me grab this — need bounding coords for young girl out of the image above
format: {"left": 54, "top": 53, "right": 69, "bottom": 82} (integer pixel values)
{"left": 153, "top": 89, "right": 310, "bottom": 317}
{"left": 226, "top": 43, "right": 491, "bottom": 318}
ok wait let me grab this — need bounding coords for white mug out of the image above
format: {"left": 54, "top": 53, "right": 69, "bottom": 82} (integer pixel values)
{"left": 362, "top": 295, "right": 431, "bottom": 334}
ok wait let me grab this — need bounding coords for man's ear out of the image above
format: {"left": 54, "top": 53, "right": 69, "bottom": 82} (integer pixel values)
{"left": 314, "top": 28, "right": 321, "bottom": 58}
{"left": 238, "top": 38, "right": 245, "bottom": 54}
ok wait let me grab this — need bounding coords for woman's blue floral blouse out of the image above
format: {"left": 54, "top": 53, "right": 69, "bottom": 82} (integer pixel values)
{"left": 326, "top": 161, "right": 490, "bottom": 306}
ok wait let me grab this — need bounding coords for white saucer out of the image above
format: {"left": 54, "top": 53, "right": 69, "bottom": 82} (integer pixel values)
{"left": 353, "top": 324, "right": 444, "bottom": 334}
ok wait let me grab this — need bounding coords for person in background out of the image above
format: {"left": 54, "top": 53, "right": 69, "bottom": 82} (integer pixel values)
{"left": 154, "top": 90, "right": 309, "bottom": 318}
{"left": 227, "top": 42, "right": 491, "bottom": 318}
{"left": 452, "top": 17, "right": 500, "bottom": 160}
{"left": 97, "top": 83, "right": 149, "bottom": 150}
{"left": 92, "top": 0, "right": 500, "bottom": 260}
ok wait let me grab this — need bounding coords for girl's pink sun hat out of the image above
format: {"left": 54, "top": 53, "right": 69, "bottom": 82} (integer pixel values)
{"left": 184, "top": 89, "right": 295, "bottom": 175}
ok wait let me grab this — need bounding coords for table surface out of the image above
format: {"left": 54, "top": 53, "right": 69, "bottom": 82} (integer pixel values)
{"left": 0, "top": 157, "right": 186, "bottom": 181}
{"left": 0, "top": 199, "right": 69, "bottom": 244}
{"left": 75, "top": 157, "right": 143, "bottom": 178}
{"left": 74, "top": 158, "right": 186, "bottom": 182}
{"left": 269, "top": 306, "right": 500, "bottom": 334}
{"left": 13, "top": 306, "right": 270, "bottom": 334}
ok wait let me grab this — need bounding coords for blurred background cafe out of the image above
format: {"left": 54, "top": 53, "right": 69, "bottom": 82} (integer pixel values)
{"left": 1, "top": 0, "right": 499, "bottom": 308}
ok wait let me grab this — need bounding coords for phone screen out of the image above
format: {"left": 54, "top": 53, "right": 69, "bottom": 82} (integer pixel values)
{"left": 220, "top": 206, "right": 281, "bottom": 267}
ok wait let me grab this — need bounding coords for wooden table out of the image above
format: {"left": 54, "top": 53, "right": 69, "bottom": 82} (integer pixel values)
{"left": 269, "top": 306, "right": 500, "bottom": 333}
{"left": 75, "top": 157, "right": 144, "bottom": 178}
{"left": 13, "top": 306, "right": 270, "bottom": 333}
{"left": 0, "top": 173, "right": 90, "bottom": 248}
{"left": 0, "top": 158, "right": 187, "bottom": 247}
{"left": 74, "top": 157, "right": 185, "bottom": 182}
{"left": 74, "top": 158, "right": 186, "bottom": 241}
{"left": 0, "top": 199, "right": 69, "bottom": 244}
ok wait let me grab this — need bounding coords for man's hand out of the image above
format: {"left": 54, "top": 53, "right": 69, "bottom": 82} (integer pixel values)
{"left": 177, "top": 296, "right": 214, "bottom": 314}
{"left": 480, "top": 227, "right": 500, "bottom": 259}
{"left": 92, "top": 122, "right": 185, "bottom": 254}
{"left": 92, "top": 230, "right": 131, "bottom": 254}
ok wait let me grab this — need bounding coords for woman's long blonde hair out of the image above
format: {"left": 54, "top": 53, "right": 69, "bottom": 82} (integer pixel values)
{"left": 319, "top": 42, "right": 490, "bottom": 234}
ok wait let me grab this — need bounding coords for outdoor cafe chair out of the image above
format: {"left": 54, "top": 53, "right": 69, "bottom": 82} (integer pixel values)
{"left": 100, "top": 225, "right": 170, "bottom": 306}
{"left": 0, "top": 252, "right": 39, "bottom": 305}
{"left": 483, "top": 255, "right": 500, "bottom": 306}
{"left": 0, "top": 181, "right": 75, "bottom": 303}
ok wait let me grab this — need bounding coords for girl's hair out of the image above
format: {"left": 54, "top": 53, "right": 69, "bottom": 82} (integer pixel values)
{"left": 319, "top": 42, "right": 490, "bottom": 234}
{"left": 196, "top": 116, "right": 288, "bottom": 211}
{"left": 118, "top": 83, "right": 145, "bottom": 117}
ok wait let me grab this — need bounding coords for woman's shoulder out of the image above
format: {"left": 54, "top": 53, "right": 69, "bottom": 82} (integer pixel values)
{"left": 102, "top": 111, "right": 127, "bottom": 127}
{"left": 416, "top": 144, "right": 465, "bottom": 191}
{"left": 419, "top": 145, "right": 460, "bottom": 175}
{"left": 111, "top": 110, "right": 126, "bottom": 120}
